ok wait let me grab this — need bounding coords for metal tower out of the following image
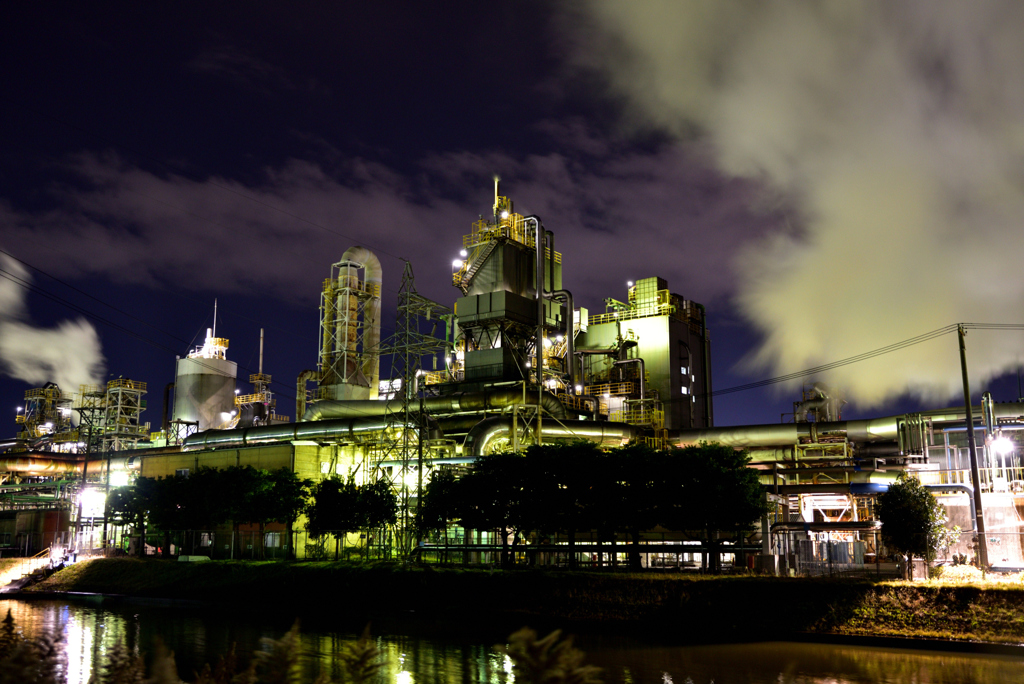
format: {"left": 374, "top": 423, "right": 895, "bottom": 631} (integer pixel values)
{"left": 377, "top": 260, "right": 452, "bottom": 558}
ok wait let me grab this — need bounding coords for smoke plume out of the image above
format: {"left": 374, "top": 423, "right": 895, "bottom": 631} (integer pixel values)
{"left": 571, "top": 0, "right": 1024, "bottom": 407}
{"left": 0, "top": 253, "right": 105, "bottom": 394}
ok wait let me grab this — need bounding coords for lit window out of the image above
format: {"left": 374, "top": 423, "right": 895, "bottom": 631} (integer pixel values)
{"left": 175, "top": 469, "right": 190, "bottom": 478}
{"left": 681, "top": 387, "right": 688, "bottom": 395}
{"left": 681, "top": 366, "right": 688, "bottom": 375}
{"left": 320, "top": 462, "right": 331, "bottom": 474}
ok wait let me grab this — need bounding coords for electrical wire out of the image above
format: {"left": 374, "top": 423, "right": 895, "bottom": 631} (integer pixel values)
{"left": 708, "top": 323, "right": 1024, "bottom": 397}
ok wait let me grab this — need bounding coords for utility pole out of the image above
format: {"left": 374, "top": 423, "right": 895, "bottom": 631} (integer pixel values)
{"left": 958, "top": 324, "right": 989, "bottom": 569}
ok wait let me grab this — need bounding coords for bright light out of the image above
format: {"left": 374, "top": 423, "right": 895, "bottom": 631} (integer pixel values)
{"left": 603, "top": 393, "right": 610, "bottom": 399}
{"left": 574, "top": 385, "right": 582, "bottom": 393}
{"left": 525, "top": 361, "right": 531, "bottom": 368}
{"left": 220, "top": 412, "right": 233, "bottom": 420}
{"left": 234, "top": 388, "right": 241, "bottom": 394}
{"left": 542, "top": 338, "right": 552, "bottom": 348}
{"left": 555, "top": 334, "right": 564, "bottom": 342}
{"left": 109, "top": 471, "right": 130, "bottom": 488}
{"left": 452, "top": 259, "right": 464, "bottom": 268}
{"left": 80, "top": 488, "right": 106, "bottom": 518}
{"left": 993, "top": 436, "right": 1015, "bottom": 455}
{"left": 459, "top": 249, "right": 468, "bottom": 257}
{"left": 627, "top": 281, "right": 634, "bottom": 287}
{"left": 500, "top": 210, "right": 509, "bottom": 219}
{"left": 16, "top": 407, "right": 22, "bottom": 413}
{"left": 230, "top": 410, "right": 237, "bottom": 416}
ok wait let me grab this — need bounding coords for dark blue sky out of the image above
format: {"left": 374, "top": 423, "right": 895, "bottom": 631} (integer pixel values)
{"left": 1, "top": 3, "right": 1021, "bottom": 434}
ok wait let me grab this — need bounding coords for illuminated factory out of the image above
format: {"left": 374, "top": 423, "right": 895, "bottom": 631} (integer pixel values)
{"left": 1, "top": 184, "right": 1022, "bottom": 570}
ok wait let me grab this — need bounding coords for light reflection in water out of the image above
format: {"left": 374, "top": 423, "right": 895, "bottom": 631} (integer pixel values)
{"left": 1, "top": 599, "right": 1022, "bottom": 683}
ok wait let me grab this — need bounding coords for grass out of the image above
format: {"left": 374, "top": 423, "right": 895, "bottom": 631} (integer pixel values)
{"left": 25, "top": 559, "right": 1024, "bottom": 644}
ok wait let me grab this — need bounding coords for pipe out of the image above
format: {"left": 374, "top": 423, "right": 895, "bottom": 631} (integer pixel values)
{"left": 302, "top": 388, "right": 567, "bottom": 422}
{"left": 551, "top": 289, "right": 575, "bottom": 389}
{"left": 925, "top": 483, "right": 977, "bottom": 533}
{"left": 771, "top": 521, "right": 880, "bottom": 532}
{"left": 296, "top": 369, "right": 320, "bottom": 422}
{"left": 669, "top": 402, "right": 1024, "bottom": 449}
{"left": 463, "top": 415, "right": 637, "bottom": 458}
{"left": 163, "top": 382, "right": 174, "bottom": 432}
{"left": 0, "top": 456, "right": 140, "bottom": 475}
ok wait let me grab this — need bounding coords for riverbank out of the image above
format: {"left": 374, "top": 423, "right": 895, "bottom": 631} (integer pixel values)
{"left": 21, "top": 558, "right": 1024, "bottom": 645}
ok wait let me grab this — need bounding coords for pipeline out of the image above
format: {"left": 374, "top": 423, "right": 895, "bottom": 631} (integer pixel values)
{"left": 463, "top": 415, "right": 637, "bottom": 458}
{"left": 183, "top": 415, "right": 443, "bottom": 451}
{"left": 670, "top": 402, "right": 1024, "bottom": 449}
{"left": 0, "top": 456, "right": 139, "bottom": 475}
{"left": 925, "top": 483, "right": 978, "bottom": 533}
{"left": 302, "top": 388, "right": 567, "bottom": 422}
{"left": 296, "top": 369, "right": 320, "bottom": 421}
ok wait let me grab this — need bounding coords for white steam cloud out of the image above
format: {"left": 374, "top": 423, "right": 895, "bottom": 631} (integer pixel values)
{"left": 574, "top": 0, "right": 1024, "bottom": 407}
{"left": 0, "top": 254, "right": 105, "bottom": 394}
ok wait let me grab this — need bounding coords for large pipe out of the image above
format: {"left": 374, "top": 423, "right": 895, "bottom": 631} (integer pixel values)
{"left": 0, "top": 456, "right": 140, "bottom": 475}
{"left": 463, "top": 416, "right": 637, "bottom": 458}
{"left": 669, "top": 402, "right": 1024, "bottom": 449}
{"left": 296, "top": 369, "right": 320, "bottom": 421}
{"left": 302, "top": 388, "right": 567, "bottom": 422}
{"left": 551, "top": 289, "right": 575, "bottom": 389}
{"left": 925, "top": 483, "right": 977, "bottom": 533}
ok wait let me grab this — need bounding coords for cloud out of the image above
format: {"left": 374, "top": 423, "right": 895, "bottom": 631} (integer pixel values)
{"left": 0, "top": 253, "right": 105, "bottom": 394}
{"left": 189, "top": 46, "right": 322, "bottom": 95}
{"left": 0, "top": 134, "right": 772, "bottom": 320}
{"left": 572, "top": 0, "right": 1024, "bottom": 407}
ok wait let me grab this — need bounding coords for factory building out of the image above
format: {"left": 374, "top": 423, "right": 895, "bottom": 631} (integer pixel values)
{"left": 0, "top": 184, "right": 1021, "bottom": 572}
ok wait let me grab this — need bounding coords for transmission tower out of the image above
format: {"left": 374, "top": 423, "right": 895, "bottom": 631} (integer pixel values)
{"left": 377, "top": 260, "right": 452, "bottom": 558}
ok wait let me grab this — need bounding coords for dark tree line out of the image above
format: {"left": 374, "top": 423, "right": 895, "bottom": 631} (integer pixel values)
{"left": 416, "top": 441, "right": 768, "bottom": 570}
{"left": 108, "top": 467, "right": 399, "bottom": 560}
{"left": 107, "top": 466, "right": 311, "bottom": 558}
{"left": 304, "top": 475, "right": 398, "bottom": 558}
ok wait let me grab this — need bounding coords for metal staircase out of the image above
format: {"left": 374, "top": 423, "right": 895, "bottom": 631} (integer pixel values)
{"left": 457, "top": 239, "right": 499, "bottom": 294}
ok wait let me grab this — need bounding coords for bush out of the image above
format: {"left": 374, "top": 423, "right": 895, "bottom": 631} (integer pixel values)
{"left": 931, "top": 564, "right": 984, "bottom": 583}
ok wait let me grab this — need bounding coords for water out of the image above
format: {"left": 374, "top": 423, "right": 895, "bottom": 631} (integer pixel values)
{"left": 1, "top": 598, "right": 1022, "bottom": 683}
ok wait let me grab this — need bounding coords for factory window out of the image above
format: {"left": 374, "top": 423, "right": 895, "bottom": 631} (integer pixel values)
{"left": 335, "top": 464, "right": 345, "bottom": 476}
{"left": 680, "top": 366, "right": 688, "bottom": 375}
{"left": 200, "top": 533, "right": 213, "bottom": 547}
{"left": 320, "top": 462, "right": 331, "bottom": 474}
{"left": 175, "top": 469, "right": 189, "bottom": 478}
{"left": 681, "top": 387, "right": 688, "bottom": 395}
{"left": 265, "top": 532, "right": 282, "bottom": 548}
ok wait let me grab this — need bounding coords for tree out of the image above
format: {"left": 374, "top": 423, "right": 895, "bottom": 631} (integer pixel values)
{"left": 360, "top": 478, "right": 398, "bottom": 559}
{"left": 877, "top": 473, "right": 948, "bottom": 577}
{"left": 599, "top": 444, "right": 666, "bottom": 570}
{"left": 523, "top": 442, "right": 605, "bottom": 569}
{"left": 659, "top": 442, "right": 767, "bottom": 573}
{"left": 454, "top": 452, "right": 532, "bottom": 567}
{"left": 305, "top": 475, "right": 362, "bottom": 552}
{"left": 415, "top": 467, "right": 460, "bottom": 562}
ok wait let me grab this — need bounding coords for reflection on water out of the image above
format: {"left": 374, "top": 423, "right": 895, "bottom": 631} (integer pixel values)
{"left": 2, "top": 599, "right": 1022, "bottom": 683}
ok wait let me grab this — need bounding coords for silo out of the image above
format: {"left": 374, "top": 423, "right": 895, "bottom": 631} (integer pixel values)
{"left": 172, "top": 329, "right": 238, "bottom": 431}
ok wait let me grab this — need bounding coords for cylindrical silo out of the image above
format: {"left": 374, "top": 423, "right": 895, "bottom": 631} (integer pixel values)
{"left": 172, "top": 329, "right": 238, "bottom": 431}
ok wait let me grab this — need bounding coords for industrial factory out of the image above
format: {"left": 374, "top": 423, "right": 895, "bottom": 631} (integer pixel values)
{"left": 1, "top": 185, "right": 1022, "bottom": 572}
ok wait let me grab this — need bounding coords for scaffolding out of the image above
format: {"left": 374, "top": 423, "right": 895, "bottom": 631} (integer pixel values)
{"left": 102, "top": 379, "right": 149, "bottom": 452}
{"left": 16, "top": 384, "right": 75, "bottom": 446}
{"left": 318, "top": 259, "right": 381, "bottom": 398}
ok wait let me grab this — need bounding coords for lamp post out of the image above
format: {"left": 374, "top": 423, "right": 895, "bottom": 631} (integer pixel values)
{"left": 958, "top": 324, "right": 989, "bottom": 569}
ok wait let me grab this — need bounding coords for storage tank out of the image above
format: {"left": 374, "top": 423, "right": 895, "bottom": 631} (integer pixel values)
{"left": 172, "top": 329, "right": 237, "bottom": 431}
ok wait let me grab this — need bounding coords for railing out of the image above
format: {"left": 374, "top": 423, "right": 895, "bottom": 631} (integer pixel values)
{"left": 916, "top": 467, "right": 1024, "bottom": 492}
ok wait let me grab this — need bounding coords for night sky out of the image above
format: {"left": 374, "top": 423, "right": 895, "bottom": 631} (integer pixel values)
{"left": 2, "top": 2, "right": 1023, "bottom": 434}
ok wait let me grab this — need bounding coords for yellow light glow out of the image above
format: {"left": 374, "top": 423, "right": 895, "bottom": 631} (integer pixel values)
{"left": 80, "top": 488, "right": 106, "bottom": 518}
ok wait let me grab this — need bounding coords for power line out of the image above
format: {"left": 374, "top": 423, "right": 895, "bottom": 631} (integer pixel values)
{"left": 709, "top": 322, "right": 1024, "bottom": 397}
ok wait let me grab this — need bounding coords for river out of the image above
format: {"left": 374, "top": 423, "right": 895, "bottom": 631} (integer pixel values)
{"left": 1, "top": 598, "right": 1021, "bottom": 683}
